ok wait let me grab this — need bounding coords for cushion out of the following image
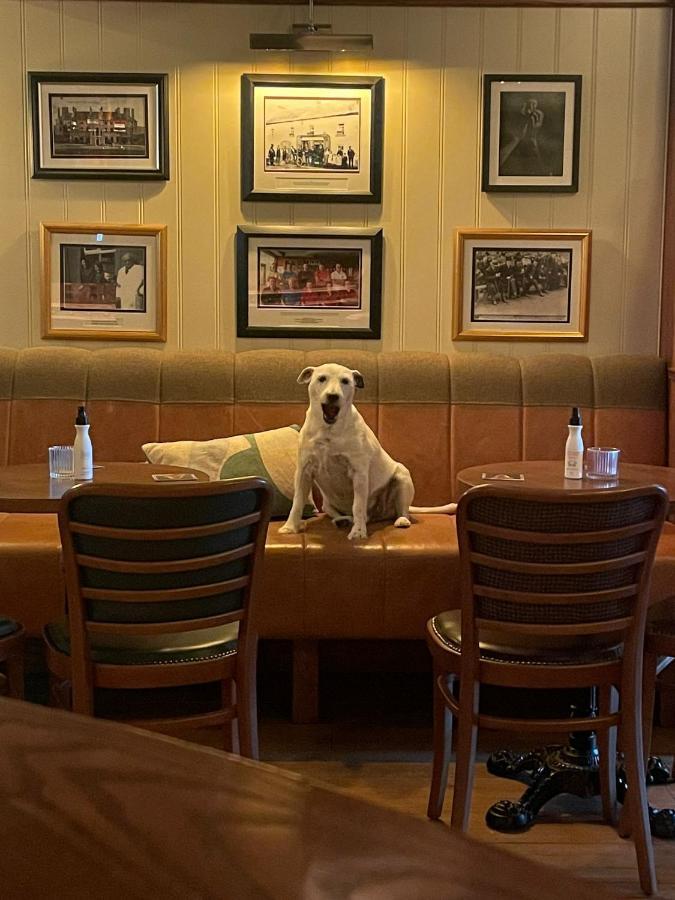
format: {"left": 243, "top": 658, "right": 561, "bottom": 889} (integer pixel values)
{"left": 143, "top": 425, "right": 314, "bottom": 519}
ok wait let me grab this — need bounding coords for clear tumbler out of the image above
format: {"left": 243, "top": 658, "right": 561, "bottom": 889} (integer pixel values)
{"left": 584, "top": 447, "right": 620, "bottom": 480}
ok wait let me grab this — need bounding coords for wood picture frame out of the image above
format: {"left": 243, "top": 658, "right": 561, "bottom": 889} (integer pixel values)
{"left": 236, "top": 225, "right": 383, "bottom": 339}
{"left": 453, "top": 228, "right": 591, "bottom": 341}
{"left": 482, "top": 74, "right": 582, "bottom": 193}
{"left": 241, "top": 73, "right": 384, "bottom": 203}
{"left": 30, "top": 72, "right": 169, "bottom": 180}
{"left": 41, "top": 222, "right": 167, "bottom": 341}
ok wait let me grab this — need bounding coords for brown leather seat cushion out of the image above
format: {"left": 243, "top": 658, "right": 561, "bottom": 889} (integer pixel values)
{"left": 257, "top": 513, "right": 460, "bottom": 639}
{"left": 0, "top": 513, "right": 63, "bottom": 636}
{"left": 1, "top": 513, "right": 674, "bottom": 641}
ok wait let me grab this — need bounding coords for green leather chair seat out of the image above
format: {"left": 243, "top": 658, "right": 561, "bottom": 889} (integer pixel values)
{"left": 431, "top": 610, "right": 622, "bottom": 666}
{"left": 45, "top": 619, "right": 239, "bottom": 666}
{"left": 0, "top": 618, "right": 21, "bottom": 639}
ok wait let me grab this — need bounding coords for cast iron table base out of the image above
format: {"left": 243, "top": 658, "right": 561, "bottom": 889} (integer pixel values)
{"left": 485, "top": 732, "right": 675, "bottom": 838}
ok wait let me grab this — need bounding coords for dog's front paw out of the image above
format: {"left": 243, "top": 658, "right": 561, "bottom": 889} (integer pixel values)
{"left": 279, "top": 521, "right": 303, "bottom": 534}
{"left": 394, "top": 516, "right": 411, "bottom": 528}
{"left": 348, "top": 524, "right": 368, "bottom": 541}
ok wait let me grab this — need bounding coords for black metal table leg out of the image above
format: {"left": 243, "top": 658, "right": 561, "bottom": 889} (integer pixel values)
{"left": 484, "top": 700, "right": 675, "bottom": 836}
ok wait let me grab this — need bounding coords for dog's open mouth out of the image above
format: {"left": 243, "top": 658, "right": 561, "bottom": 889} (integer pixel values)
{"left": 321, "top": 403, "right": 341, "bottom": 425}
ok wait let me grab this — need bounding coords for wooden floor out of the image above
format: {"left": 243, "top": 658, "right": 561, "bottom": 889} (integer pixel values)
{"left": 251, "top": 718, "right": 675, "bottom": 900}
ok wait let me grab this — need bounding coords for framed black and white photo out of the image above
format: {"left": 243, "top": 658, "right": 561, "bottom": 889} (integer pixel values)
{"left": 236, "top": 226, "right": 382, "bottom": 339}
{"left": 41, "top": 222, "right": 167, "bottom": 341}
{"left": 453, "top": 228, "right": 591, "bottom": 341}
{"left": 241, "top": 74, "right": 384, "bottom": 203}
{"left": 482, "top": 75, "right": 581, "bottom": 193}
{"left": 30, "top": 72, "right": 169, "bottom": 180}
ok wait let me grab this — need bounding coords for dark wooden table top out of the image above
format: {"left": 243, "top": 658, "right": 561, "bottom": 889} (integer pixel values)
{"left": 0, "top": 462, "right": 208, "bottom": 513}
{"left": 0, "top": 698, "right": 613, "bottom": 900}
{"left": 458, "top": 460, "right": 675, "bottom": 508}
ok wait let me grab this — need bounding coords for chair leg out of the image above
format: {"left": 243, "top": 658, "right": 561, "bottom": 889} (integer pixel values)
{"left": 642, "top": 649, "right": 658, "bottom": 763}
{"left": 221, "top": 680, "right": 239, "bottom": 755}
{"left": 235, "top": 668, "right": 259, "bottom": 761}
{"left": 598, "top": 684, "right": 618, "bottom": 825}
{"left": 450, "top": 679, "right": 479, "bottom": 833}
{"left": 623, "top": 677, "right": 657, "bottom": 896}
{"left": 427, "top": 668, "right": 455, "bottom": 820}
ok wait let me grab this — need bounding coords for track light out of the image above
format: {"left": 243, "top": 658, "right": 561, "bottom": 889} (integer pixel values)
{"left": 250, "top": 0, "right": 373, "bottom": 52}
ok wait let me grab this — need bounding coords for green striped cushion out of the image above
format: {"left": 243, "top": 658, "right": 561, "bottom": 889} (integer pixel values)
{"left": 143, "top": 425, "right": 314, "bottom": 519}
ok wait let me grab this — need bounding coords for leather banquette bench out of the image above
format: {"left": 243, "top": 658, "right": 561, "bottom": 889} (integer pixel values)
{"left": 1, "top": 346, "right": 674, "bottom": 720}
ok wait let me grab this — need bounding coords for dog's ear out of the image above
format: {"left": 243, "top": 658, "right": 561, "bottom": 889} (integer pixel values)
{"left": 352, "top": 370, "right": 365, "bottom": 389}
{"left": 297, "top": 367, "right": 315, "bottom": 384}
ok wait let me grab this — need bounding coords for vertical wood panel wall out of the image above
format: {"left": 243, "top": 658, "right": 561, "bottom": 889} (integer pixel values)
{"left": 0, "top": 0, "right": 669, "bottom": 356}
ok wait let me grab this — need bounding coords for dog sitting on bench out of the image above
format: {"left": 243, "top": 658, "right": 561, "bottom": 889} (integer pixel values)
{"left": 279, "top": 363, "right": 456, "bottom": 541}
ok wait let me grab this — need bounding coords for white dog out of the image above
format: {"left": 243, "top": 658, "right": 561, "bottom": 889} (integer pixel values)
{"left": 279, "top": 363, "right": 457, "bottom": 541}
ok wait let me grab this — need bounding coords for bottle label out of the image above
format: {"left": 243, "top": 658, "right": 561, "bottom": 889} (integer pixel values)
{"left": 565, "top": 452, "right": 583, "bottom": 479}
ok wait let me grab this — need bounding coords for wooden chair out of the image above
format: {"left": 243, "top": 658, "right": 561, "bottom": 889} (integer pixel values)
{"left": 0, "top": 619, "right": 25, "bottom": 698}
{"left": 426, "top": 483, "right": 668, "bottom": 896}
{"left": 44, "top": 477, "right": 272, "bottom": 758}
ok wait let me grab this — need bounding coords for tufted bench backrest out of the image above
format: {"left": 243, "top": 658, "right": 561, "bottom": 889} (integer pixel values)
{"left": 0, "top": 347, "right": 668, "bottom": 504}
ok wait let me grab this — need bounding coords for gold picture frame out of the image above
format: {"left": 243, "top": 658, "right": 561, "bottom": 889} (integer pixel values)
{"left": 41, "top": 222, "right": 167, "bottom": 341}
{"left": 453, "top": 228, "right": 591, "bottom": 341}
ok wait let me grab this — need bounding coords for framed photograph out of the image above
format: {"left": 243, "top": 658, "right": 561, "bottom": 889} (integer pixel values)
{"left": 453, "top": 228, "right": 591, "bottom": 341}
{"left": 482, "top": 74, "right": 582, "bottom": 192}
{"left": 41, "top": 222, "right": 167, "bottom": 341}
{"left": 236, "top": 226, "right": 382, "bottom": 339}
{"left": 29, "top": 72, "right": 169, "bottom": 180}
{"left": 241, "top": 74, "right": 384, "bottom": 203}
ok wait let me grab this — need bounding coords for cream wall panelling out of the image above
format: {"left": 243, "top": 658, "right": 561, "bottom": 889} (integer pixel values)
{"left": 0, "top": 1, "right": 669, "bottom": 358}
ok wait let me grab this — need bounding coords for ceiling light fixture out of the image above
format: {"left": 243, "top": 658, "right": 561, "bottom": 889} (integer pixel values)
{"left": 250, "top": 0, "right": 373, "bottom": 52}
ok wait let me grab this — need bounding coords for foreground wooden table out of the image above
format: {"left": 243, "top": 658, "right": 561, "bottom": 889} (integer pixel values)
{"left": 0, "top": 698, "right": 612, "bottom": 900}
{"left": 0, "top": 462, "right": 208, "bottom": 513}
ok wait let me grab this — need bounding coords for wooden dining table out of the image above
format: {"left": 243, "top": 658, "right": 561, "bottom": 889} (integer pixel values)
{"left": 0, "top": 697, "right": 614, "bottom": 900}
{"left": 0, "top": 462, "right": 208, "bottom": 513}
{"left": 457, "top": 459, "right": 675, "bottom": 508}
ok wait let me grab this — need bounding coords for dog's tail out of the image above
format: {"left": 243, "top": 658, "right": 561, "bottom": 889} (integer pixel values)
{"left": 409, "top": 503, "right": 457, "bottom": 515}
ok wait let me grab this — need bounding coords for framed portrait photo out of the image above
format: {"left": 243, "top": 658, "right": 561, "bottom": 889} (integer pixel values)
{"left": 453, "top": 228, "right": 591, "bottom": 341}
{"left": 482, "top": 74, "right": 581, "bottom": 192}
{"left": 241, "top": 74, "right": 384, "bottom": 203}
{"left": 236, "top": 226, "right": 382, "bottom": 339}
{"left": 29, "top": 72, "right": 169, "bottom": 180}
{"left": 41, "top": 222, "right": 167, "bottom": 341}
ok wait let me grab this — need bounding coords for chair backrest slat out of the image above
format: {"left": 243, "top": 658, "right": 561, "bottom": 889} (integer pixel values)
{"left": 69, "top": 510, "right": 261, "bottom": 541}
{"left": 75, "top": 542, "right": 255, "bottom": 575}
{"left": 467, "top": 519, "right": 657, "bottom": 544}
{"left": 81, "top": 574, "right": 250, "bottom": 604}
{"left": 86, "top": 609, "right": 243, "bottom": 636}
{"left": 473, "top": 583, "right": 640, "bottom": 605}
{"left": 469, "top": 550, "right": 647, "bottom": 576}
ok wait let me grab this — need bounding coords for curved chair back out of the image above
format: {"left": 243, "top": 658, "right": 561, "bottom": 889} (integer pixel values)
{"left": 456, "top": 483, "right": 668, "bottom": 671}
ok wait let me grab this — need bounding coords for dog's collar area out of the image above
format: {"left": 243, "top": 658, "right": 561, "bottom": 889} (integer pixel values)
{"left": 321, "top": 402, "right": 341, "bottom": 425}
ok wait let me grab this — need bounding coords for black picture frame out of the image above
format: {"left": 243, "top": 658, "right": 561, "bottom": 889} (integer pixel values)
{"left": 241, "top": 73, "right": 384, "bottom": 203}
{"left": 236, "top": 226, "right": 383, "bottom": 339}
{"left": 482, "top": 74, "right": 582, "bottom": 193}
{"left": 29, "top": 72, "right": 169, "bottom": 180}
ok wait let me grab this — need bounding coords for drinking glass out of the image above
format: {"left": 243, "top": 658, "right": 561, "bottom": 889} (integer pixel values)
{"left": 584, "top": 447, "right": 620, "bottom": 480}
{"left": 48, "top": 445, "right": 74, "bottom": 478}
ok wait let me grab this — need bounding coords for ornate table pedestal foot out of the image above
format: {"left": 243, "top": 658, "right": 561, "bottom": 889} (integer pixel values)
{"left": 486, "top": 736, "right": 675, "bottom": 837}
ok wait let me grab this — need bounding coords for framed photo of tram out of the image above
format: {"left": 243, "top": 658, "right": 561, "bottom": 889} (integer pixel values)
{"left": 40, "top": 222, "right": 167, "bottom": 341}
{"left": 482, "top": 74, "right": 582, "bottom": 193}
{"left": 452, "top": 228, "right": 591, "bottom": 341}
{"left": 240, "top": 74, "right": 384, "bottom": 203}
{"left": 29, "top": 72, "right": 169, "bottom": 180}
{"left": 236, "top": 225, "right": 382, "bottom": 339}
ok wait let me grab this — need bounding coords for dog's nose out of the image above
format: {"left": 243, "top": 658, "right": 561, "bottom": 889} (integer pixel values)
{"left": 325, "top": 393, "right": 340, "bottom": 404}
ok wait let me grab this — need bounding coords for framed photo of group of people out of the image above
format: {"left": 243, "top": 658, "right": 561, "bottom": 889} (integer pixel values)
{"left": 236, "top": 226, "right": 383, "bottom": 339}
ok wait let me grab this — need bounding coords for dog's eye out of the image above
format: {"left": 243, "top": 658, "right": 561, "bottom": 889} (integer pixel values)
{"left": 341, "top": 378, "right": 350, "bottom": 385}
{"left": 317, "top": 375, "right": 327, "bottom": 383}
